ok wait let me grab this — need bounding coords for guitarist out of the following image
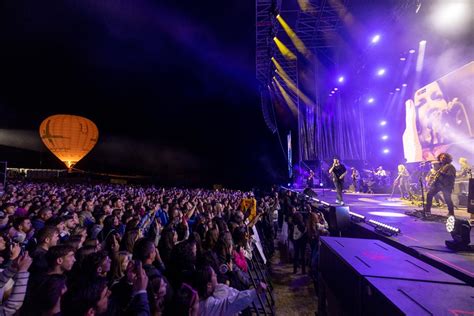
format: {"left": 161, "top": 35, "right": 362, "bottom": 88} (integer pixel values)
{"left": 425, "top": 153, "right": 456, "bottom": 216}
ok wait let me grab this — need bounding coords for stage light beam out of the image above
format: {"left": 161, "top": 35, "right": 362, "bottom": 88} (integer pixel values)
{"left": 381, "top": 135, "right": 388, "bottom": 140}
{"left": 377, "top": 68, "right": 386, "bottom": 76}
{"left": 416, "top": 40, "right": 427, "bottom": 73}
{"left": 371, "top": 34, "right": 380, "bottom": 43}
{"left": 338, "top": 76, "right": 345, "bottom": 83}
{"left": 273, "top": 37, "right": 297, "bottom": 61}
{"left": 380, "top": 120, "right": 387, "bottom": 126}
{"left": 276, "top": 15, "right": 311, "bottom": 59}
{"left": 368, "top": 97, "right": 374, "bottom": 104}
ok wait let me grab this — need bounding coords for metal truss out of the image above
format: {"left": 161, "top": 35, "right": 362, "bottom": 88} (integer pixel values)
{"left": 256, "top": 0, "right": 278, "bottom": 85}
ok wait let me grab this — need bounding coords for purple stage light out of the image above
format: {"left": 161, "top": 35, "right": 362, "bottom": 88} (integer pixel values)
{"left": 395, "top": 87, "right": 401, "bottom": 91}
{"left": 334, "top": 88, "right": 338, "bottom": 91}
{"left": 400, "top": 57, "right": 406, "bottom": 61}
{"left": 380, "top": 120, "right": 387, "bottom": 126}
{"left": 402, "top": 83, "right": 407, "bottom": 87}
{"left": 377, "top": 68, "right": 386, "bottom": 76}
{"left": 368, "top": 97, "right": 375, "bottom": 104}
{"left": 383, "top": 148, "right": 390, "bottom": 154}
{"left": 371, "top": 34, "right": 381, "bottom": 43}
{"left": 381, "top": 135, "right": 388, "bottom": 140}
{"left": 409, "top": 49, "right": 416, "bottom": 54}
{"left": 338, "top": 76, "right": 345, "bottom": 83}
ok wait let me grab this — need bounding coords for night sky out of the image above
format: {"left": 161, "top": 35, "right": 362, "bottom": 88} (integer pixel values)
{"left": 1, "top": 1, "right": 472, "bottom": 187}
{"left": 0, "top": 0, "right": 285, "bottom": 187}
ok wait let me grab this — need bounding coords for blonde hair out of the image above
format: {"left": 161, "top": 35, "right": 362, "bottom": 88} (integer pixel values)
{"left": 459, "top": 157, "right": 468, "bottom": 165}
{"left": 398, "top": 164, "right": 406, "bottom": 172}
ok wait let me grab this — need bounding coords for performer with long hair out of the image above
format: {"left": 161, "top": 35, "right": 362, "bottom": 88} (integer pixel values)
{"left": 425, "top": 153, "right": 456, "bottom": 215}
{"left": 394, "top": 164, "right": 410, "bottom": 199}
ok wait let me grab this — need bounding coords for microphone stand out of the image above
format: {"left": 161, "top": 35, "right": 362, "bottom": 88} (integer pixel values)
{"left": 419, "top": 175, "right": 426, "bottom": 217}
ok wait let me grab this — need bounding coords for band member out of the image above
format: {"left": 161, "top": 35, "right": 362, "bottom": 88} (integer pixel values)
{"left": 394, "top": 164, "right": 410, "bottom": 199}
{"left": 306, "top": 170, "right": 314, "bottom": 188}
{"left": 458, "top": 157, "right": 472, "bottom": 179}
{"left": 350, "top": 167, "right": 360, "bottom": 193}
{"left": 375, "top": 166, "right": 387, "bottom": 177}
{"left": 425, "top": 153, "right": 456, "bottom": 215}
{"left": 329, "top": 157, "right": 347, "bottom": 205}
{"left": 426, "top": 162, "right": 445, "bottom": 206}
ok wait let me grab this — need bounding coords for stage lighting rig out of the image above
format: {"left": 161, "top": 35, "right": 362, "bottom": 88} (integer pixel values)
{"left": 349, "top": 211, "right": 366, "bottom": 223}
{"left": 368, "top": 219, "right": 401, "bottom": 236}
{"left": 445, "top": 216, "right": 472, "bottom": 251}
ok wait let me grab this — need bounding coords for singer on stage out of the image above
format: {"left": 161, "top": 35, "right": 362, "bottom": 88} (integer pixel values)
{"left": 425, "top": 153, "right": 456, "bottom": 216}
{"left": 329, "top": 157, "right": 347, "bottom": 205}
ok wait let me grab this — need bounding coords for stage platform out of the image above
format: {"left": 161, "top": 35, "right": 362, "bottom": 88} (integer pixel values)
{"left": 293, "top": 188, "right": 474, "bottom": 285}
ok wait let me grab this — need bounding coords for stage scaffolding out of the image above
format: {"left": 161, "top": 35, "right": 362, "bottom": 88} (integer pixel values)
{"left": 256, "top": 0, "right": 352, "bottom": 165}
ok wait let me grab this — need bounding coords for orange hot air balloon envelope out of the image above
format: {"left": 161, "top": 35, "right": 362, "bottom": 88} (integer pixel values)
{"left": 39, "top": 114, "right": 99, "bottom": 169}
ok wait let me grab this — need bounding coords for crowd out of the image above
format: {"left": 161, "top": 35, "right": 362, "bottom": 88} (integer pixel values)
{"left": 0, "top": 180, "right": 333, "bottom": 315}
{"left": 0, "top": 182, "right": 284, "bottom": 316}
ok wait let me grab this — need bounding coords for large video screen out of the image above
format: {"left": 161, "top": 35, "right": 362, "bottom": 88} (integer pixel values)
{"left": 403, "top": 61, "right": 474, "bottom": 163}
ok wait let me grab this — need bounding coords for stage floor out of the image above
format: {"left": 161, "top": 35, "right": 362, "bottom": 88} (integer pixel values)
{"left": 306, "top": 189, "right": 474, "bottom": 283}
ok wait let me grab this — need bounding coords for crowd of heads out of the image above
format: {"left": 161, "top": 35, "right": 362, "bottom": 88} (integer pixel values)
{"left": 0, "top": 181, "right": 280, "bottom": 315}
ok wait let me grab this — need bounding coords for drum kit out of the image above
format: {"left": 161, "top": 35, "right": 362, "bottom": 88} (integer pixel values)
{"left": 360, "top": 169, "right": 392, "bottom": 193}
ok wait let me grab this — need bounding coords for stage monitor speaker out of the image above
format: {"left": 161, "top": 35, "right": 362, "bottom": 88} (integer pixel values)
{"left": 303, "top": 187, "right": 318, "bottom": 198}
{"left": 326, "top": 205, "right": 350, "bottom": 233}
{"left": 362, "top": 277, "right": 474, "bottom": 316}
{"left": 318, "top": 237, "right": 467, "bottom": 316}
{"left": 468, "top": 179, "right": 474, "bottom": 214}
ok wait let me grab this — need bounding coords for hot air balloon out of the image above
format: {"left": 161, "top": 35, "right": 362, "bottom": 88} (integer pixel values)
{"left": 39, "top": 114, "right": 99, "bottom": 169}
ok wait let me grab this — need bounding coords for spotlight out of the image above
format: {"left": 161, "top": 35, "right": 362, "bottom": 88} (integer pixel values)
{"left": 430, "top": 1, "right": 470, "bottom": 35}
{"left": 377, "top": 68, "right": 386, "bottom": 76}
{"left": 381, "top": 135, "right": 388, "bottom": 140}
{"left": 400, "top": 57, "right": 406, "bottom": 61}
{"left": 445, "top": 216, "right": 472, "bottom": 251}
{"left": 383, "top": 148, "right": 390, "bottom": 154}
{"left": 420, "top": 40, "right": 427, "bottom": 45}
{"left": 371, "top": 34, "right": 380, "bottom": 44}
{"left": 338, "top": 76, "right": 345, "bottom": 83}
{"left": 380, "top": 120, "right": 387, "bottom": 126}
{"left": 368, "top": 219, "right": 400, "bottom": 236}
{"left": 329, "top": 94, "right": 332, "bottom": 97}
{"left": 395, "top": 88, "right": 401, "bottom": 91}
{"left": 409, "top": 49, "right": 416, "bottom": 54}
{"left": 334, "top": 88, "right": 338, "bottom": 91}
{"left": 368, "top": 98, "right": 375, "bottom": 104}
{"left": 402, "top": 83, "right": 407, "bottom": 87}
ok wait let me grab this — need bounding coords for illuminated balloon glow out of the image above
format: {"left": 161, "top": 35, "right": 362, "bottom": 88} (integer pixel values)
{"left": 39, "top": 114, "right": 99, "bottom": 169}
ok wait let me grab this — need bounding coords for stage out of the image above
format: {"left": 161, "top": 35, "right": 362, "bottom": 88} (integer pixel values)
{"left": 296, "top": 188, "right": 474, "bottom": 285}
